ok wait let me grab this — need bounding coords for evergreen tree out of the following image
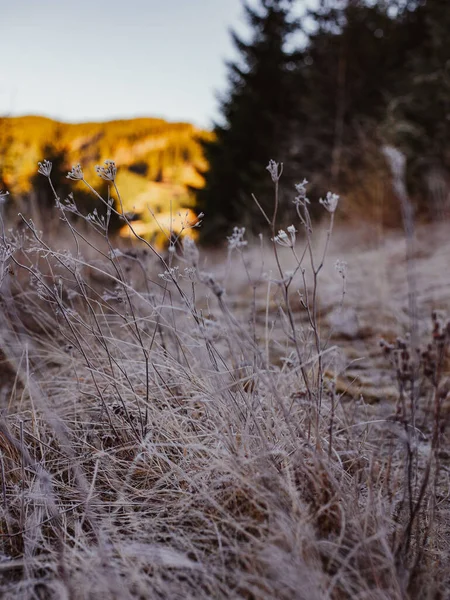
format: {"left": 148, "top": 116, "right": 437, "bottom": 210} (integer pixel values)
{"left": 198, "top": 0, "right": 303, "bottom": 242}
{"left": 299, "top": 1, "right": 409, "bottom": 181}
{"left": 200, "top": 0, "right": 448, "bottom": 230}
{"left": 290, "top": 0, "right": 429, "bottom": 222}
{"left": 385, "top": 0, "right": 450, "bottom": 218}
{"left": 389, "top": 0, "right": 450, "bottom": 163}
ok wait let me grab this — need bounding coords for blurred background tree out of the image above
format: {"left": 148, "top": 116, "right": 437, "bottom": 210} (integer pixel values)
{"left": 384, "top": 0, "right": 450, "bottom": 219}
{"left": 198, "top": 0, "right": 304, "bottom": 241}
{"left": 198, "top": 0, "right": 450, "bottom": 240}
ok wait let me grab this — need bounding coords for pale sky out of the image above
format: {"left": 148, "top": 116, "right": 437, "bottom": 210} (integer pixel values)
{"left": 0, "top": 0, "right": 315, "bottom": 128}
{"left": 0, "top": 0, "right": 271, "bottom": 128}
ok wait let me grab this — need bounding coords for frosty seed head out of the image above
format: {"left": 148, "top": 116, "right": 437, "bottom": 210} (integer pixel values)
{"left": 95, "top": 160, "right": 117, "bottom": 182}
{"left": 67, "top": 164, "right": 84, "bottom": 181}
{"left": 266, "top": 159, "right": 283, "bottom": 183}
{"left": 37, "top": 160, "right": 52, "bottom": 177}
{"left": 319, "top": 191, "right": 339, "bottom": 213}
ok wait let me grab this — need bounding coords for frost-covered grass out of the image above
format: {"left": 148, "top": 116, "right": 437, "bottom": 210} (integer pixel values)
{"left": 0, "top": 161, "right": 449, "bottom": 599}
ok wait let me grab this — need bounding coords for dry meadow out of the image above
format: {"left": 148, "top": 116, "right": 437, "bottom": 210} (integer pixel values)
{"left": 0, "top": 164, "right": 449, "bottom": 599}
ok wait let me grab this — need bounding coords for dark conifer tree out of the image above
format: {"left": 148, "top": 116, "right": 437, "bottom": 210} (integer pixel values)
{"left": 390, "top": 0, "right": 450, "bottom": 160}
{"left": 385, "top": 0, "right": 450, "bottom": 217}
{"left": 198, "top": 0, "right": 303, "bottom": 242}
{"left": 289, "top": 0, "right": 429, "bottom": 222}
{"left": 300, "top": 1, "right": 409, "bottom": 181}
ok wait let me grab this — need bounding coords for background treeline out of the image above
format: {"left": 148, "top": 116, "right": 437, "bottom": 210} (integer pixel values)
{"left": 199, "top": 0, "right": 450, "bottom": 240}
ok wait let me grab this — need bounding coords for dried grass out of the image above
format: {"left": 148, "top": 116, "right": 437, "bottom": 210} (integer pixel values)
{"left": 0, "top": 163, "right": 449, "bottom": 599}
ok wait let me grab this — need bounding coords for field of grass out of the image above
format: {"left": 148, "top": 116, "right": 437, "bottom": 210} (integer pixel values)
{"left": 0, "top": 163, "right": 449, "bottom": 599}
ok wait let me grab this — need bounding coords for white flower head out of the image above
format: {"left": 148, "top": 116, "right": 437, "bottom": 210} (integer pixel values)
{"left": 335, "top": 259, "right": 347, "bottom": 278}
{"left": 96, "top": 160, "right": 117, "bottom": 182}
{"left": 158, "top": 266, "right": 180, "bottom": 283}
{"left": 319, "top": 191, "right": 339, "bottom": 213}
{"left": 67, "top": 164, "right": 84, "bottom": 181}
{"left": 294, "top": 179, "right": 310, "bottom": 206}
{"left": 192, "top": 212, "right": 204, "bottom": 228}
{"left": 287, "top": 224, "right": 297, "bottom": 240}
{"left": 38, "top": 160, "right": 52, "bottom": 177}
{"left": 227, "top": 227, "right": 247, "bottom": 250}
{"left": 184, "top": 267, "right": 196, "bottom": 281}
{"left": 273, "top": 228, "right": 295, "bottom": 248}
{"left": 266, "top": 159, "right": 283, "bottom": 183}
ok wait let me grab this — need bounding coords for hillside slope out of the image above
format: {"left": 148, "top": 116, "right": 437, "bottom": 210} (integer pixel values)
{"left": 0, "top": 115, "right": 210, "bottom": 235}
